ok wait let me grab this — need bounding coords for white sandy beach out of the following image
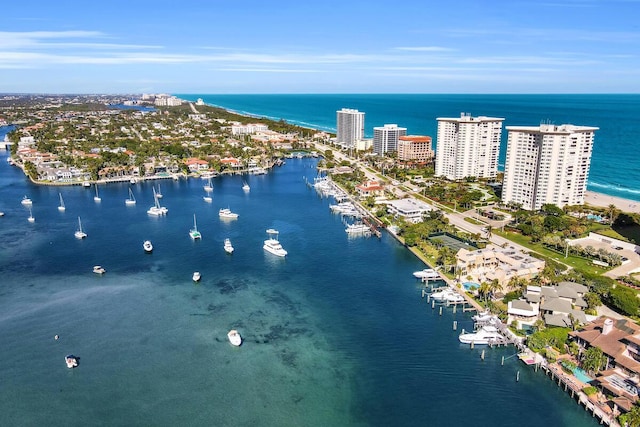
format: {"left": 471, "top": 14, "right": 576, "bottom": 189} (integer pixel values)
{"left": 585, "top": 191, "right": 640, "bottom": 214}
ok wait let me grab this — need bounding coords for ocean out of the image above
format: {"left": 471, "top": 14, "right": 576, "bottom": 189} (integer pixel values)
{"left": 0, "top": 126, "right": 599, "bottom": 426}
{"left": 177, "top": 94, "right": 640, "bottom": 202}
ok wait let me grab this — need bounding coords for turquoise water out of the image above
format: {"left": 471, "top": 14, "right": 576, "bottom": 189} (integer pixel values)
{"left": 574, "top": 367, "right": 594, "bottom": 384}
{"left": 178, "top": 94, "right": 640, "bottom": 202}
{"left": 0, "top": 127, "right": 599, "bottom": 426}
{"left": 463, "top": 282, "right": 480, "bottom": 291}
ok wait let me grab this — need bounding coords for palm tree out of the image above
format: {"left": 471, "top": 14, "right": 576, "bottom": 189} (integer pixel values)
{"left": 485, "top": 225, "right": 493, "bottom": 239}
{"left": 607, "top": 204, "right": 620, "bottom": 224}
{"left": 478, "top": 281, "right": 492, "bottom": 303}
{"left": 488, "top": 278, "right": 503, "bottom": 299}
{"left": 581, "top": 346, "right": 606, "bottom": 375}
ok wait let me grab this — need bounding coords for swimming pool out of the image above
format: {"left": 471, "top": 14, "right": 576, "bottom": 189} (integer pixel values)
{"left": 463, "top": 282, "right": 480, "bottom": 291}
{"left": 587, "top": 214, "right": 604, "bottom": 222}
{"left": 573, "top": 367, "right": 593, "bottom": 384}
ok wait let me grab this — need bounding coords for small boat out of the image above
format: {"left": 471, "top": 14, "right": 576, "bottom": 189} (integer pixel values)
{"left": 93, "top": 265, "right": 106, "bottom": 274}
{"left": 192, "top": 271, "right": 201, "bottom": 282}
{"left": 0, "top": 212, "right": 4, "bottom": 217}
{"left": 27, "top": 208, "right": 35, "bottom": 223}
{"left": 143, "top": 240, "right": 153, "bottom": 253}
{"left": 93, "top": 185, "right": 101, "bottom": 202}
{"left": 430, "top": 288, "right": 465, "bottom": 303}
{"left": 203, "top": 195, "right": 212, "bottom": 203}
{"left": 219, "top": 208, "right": 238, "bottom": 219}
{"left": 75, "top": 216, "right": 87, "bottom": 239}
{"left": 242, "top": 181, "right": 250, "bottom": 192}
{"left": 65, "top": 355, "right": 79, "bottom": 369}
{"left": 203, "top": 178, "right": 213, "bottom": 193}
{"left": 413, "top": 268, "right": 440, "bottom": 279}
{"left": 125, "top": 187, "right": 136, "bottom": 206}
{"left": 21, "top": 195, "right": 32, "bottom": 206}
{"left": 458, "top": 325, "right": 504, "bottom": 345}
{"left": 227, "top": 329, "right": 242, "bottom": 346}
{"left": 189, "top": 214, "right": 202, "bottom": 240}
{"left": 130, "top": 178, "right": 137, "bottom": 185}
{"left": 224, "top": 238, "right": 234, "bottom": 254}
{"left": 58, "top": 193, "right": 66, "bottom": 212}
{"left": 82, "top": 181, "right": 91, "bottom": 188}
{"left": 263, "top": 229, "right": 287, "bottom": 257}
{"left": 345, "top": 222, "right": 370, "bottom": 235}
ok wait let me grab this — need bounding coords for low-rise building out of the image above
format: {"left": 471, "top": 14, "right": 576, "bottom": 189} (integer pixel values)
{"left": 456, "top": 245, "right": 545, "bottom": 287}
{"left": 386, "top": 197, "right": 432, "bottom": 223}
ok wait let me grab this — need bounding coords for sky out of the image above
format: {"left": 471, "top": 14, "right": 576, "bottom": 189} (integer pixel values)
{"left": 2, "top": 0, "right": 640, "bottom": 94}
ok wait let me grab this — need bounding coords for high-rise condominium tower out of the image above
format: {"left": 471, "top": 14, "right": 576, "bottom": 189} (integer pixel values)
{"left": 373, "top": 124, "right": 407, "bottom": 155}
{"left": 501, "top": 124, "right": 598, "bottom": 210}
{"left": 435, "top": 113, "right": 504, "bottom": 180}
{"left": 336, "top": 108, "right": 364, "bottom": 149}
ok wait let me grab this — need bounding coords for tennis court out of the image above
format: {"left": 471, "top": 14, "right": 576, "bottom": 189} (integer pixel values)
{"left": 427, "top": 233, "right": 476, "bottom": 251}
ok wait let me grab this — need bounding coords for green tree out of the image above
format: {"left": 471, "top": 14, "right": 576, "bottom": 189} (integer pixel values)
{"left": 581, "top": 346, "right": 606, "bottom": 375}
{"left": 620, "top": 404, "right": 640, "bottom": 427}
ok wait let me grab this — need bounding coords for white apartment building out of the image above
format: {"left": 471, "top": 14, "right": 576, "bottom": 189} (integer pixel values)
{"left": 435, "top": 113, "right": 504, "bottom": 180}
{"left": 373, "top": 124, "right": 406, "bottom": 155}
{"left": 397, "top": 135, "right": 434, "bottom": 163}
{"left": 230, "top": 123, "right": 269, "bottom": 135}
{"left": 502, "top": 124, "right": 598, "bottom": 210}
{"left": 336, "top": 108, "right": 364, "bottom": 149}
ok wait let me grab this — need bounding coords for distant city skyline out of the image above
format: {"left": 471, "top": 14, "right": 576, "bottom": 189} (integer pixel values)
{"left": 2, "top": 0, "right": 640, "bottom": 94}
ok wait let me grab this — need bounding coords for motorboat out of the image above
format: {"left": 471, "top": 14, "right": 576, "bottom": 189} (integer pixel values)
{"left": 192, "top": 271, "right": 201, "bottom": 282}
{"left": 93, "top": 185, "right": 101, "bottom": 202}
{"left": 413, "top": 268, "right": 440, "bottom": 279}
{"left": 263, "top": 228, "right": 287, "bottom": 257}
{"left": 458, "top": 325, "right": 504, "bottom": 345}
{"left": 75, "top": 216, "right": 87, "bottom": 239}
{"left": 82, "top": 181, "right": 91, "bottom": 188}
{"left": 130, "top": 178, "right": 137, "bottom": 185}
{"left": 219, "top": 208, "right": 238, "bottom": 219}
{"left": 125, "top": 187, "right": 136, "bottom": 206}
{"left": 143, "top": 240, "right": 153, "bottom": 253}
{"left": 242, "top": 181, "right": 250, "bottom": 192}
{"left": 227, "top": 330, "right": 242, "bottom": 346}
{"left": 65, "top": 355, "right": 79, "bottom": 369}
{"left": 21, "top": 195, "right": 32, "bottom": 206}
{"left": 430, "top": 288, "right": 465, "bottom": 303}
{"left": 58, "top": 193, "right": 66, "bottom": 212}
{"left": 472, "top": 310, "right": 494, "bottom": 323}
{"left": 224, "top": 238, "right": 234, "bottom": 254}
{"left": 93, "top": 265, "right": 106, "bottom": 274}
{"left": 189, "top": 214, "right": 202, "bottom": 240}
{"left": 203, "top": 195, "right": 213, "bottom": 203}
{"left": 203, "top": 178, "right": 213, "bottom": 192}
{"left": 345, "top": 222, "right": 370, "bottom": 235}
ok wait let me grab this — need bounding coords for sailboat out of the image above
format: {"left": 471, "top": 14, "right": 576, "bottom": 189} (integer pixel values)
{"left": 93, "top": 185, "right": 101, "bottom": 202}
{"left": 156, "top": 183, "right": 163, "bottom": 199}
{"left": 27, "top": 207, "right": 35, "bottom": 223}
{"left": 203, "top": 177, "right": 213, "bottom": 192}
{"left": 125, "top": 187, "right": 136, "bottom": 206}
{"left": 242, "top": 181, "right": 250, "bottom": 192}
{"left": 74, "top": 216, "right": 87, "bottom": 239}
{"left": 58, "top": 193, "right": 66, "bottom": 212}
{"left": 147, "top": 188, "right": 167, "bottom": 216}
{"left": 189, "top": 214, "right": 202, "bottom": 240}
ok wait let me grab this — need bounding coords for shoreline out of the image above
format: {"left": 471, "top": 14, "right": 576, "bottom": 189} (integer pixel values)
{"left": 584, "top": 190, "right": 640, "bottom": 214}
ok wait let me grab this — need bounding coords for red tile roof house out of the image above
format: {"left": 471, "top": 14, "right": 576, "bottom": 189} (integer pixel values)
{"left": 184, "top": 158, "right": 209, "bottom": 172}
{"left": 220, "top": 157, "right": 243, "bottom": 169}
{"left": 355, "top": 180, "right": 384, "bottom": 197}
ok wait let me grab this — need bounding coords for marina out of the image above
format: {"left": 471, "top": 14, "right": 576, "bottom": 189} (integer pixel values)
{"left": 0, "top": 150, "right": 601, "bottom": 426}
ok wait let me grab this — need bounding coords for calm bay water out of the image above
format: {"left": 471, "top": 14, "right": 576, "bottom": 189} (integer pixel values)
{"left": 178, "top": 93, "right": 640, "bottom": 202}
{"left": 0, "top": 130, "right": 598, "bottom": 425}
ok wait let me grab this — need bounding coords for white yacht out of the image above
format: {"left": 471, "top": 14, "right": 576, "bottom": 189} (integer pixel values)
{"left": 82, "top": 181, "right": 91, "bottom": 188}
{"left": 65, "top": 355, "right": 79, "bottom": 369}
{"left": 203, "top": 178, "right": 213, "bottom": 192}
{"left": 203, "top": 195, "right": 213, "bottom": 203}
{"left": 413, "top": 268, "right": 440, "bottom": 279}
{"left": 125, "top": 187, "right": 136, "bottom": 206}
{"left": 219, "top": 208, "right": 238, "bottom": 219}
{"left": 263, "top": 229, "right": 287, "bottom": 257}
{"left": 345, "top": 222, "right": 370, "bottom": 235}
{"left": 143, "top": 240, "right": 153, "bottom": 253}
{"left": 458, "top": 326, "right": 504, "bottom": 345}
{"left": 21, "top": 195, "right": 32, "bottom": 206}
{"left": 93, "top": 265, "right": 106, "bottom": 274}
{"left": 58, "top": 193, "right": 66, "bottom": 212}
{"left": 430, "top": 288, "right": 465, "bottom": 303}
{"left": 189, "top": 214, "right": 202, "bottom": 240}
{"left": 224, "top": 238, "right": 234, "bottom": 254}
{"left": 192, "top": 271, "right": 201, "bottom": 282}
{"left": 75, "top": 216, "right": 87, "bottom": 239}
{"left": 93, "top": 185, "right": 101, "bottom": 202}
{"left": 227, "top": 330, "right": 242, "bottom": 346}
{"left": 242, "top": 181, "right": 250, "bottom": 192}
